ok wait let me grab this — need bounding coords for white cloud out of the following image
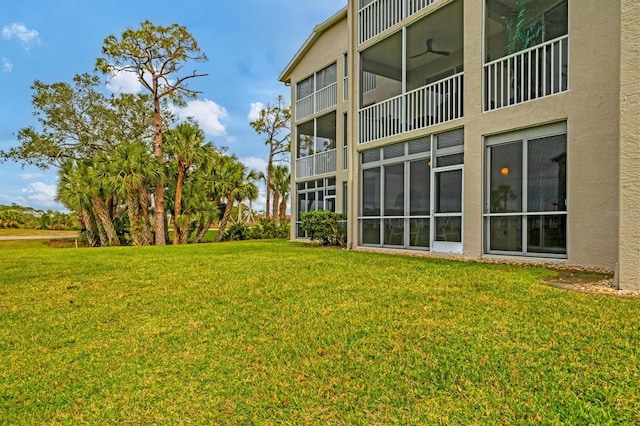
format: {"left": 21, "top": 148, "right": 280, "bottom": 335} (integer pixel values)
{"left": 105, "top": 69, "right": 142, "bottom": 94}
{"left": 19, "top": 182, "right": 59, "bottom": 209}
{"left": 170, "top": 99, "right": 228, "bottom": 137}
{"left": 20, "top": 172, "right": 43, "bottom": 180}
{"left": 2, "top": 23, "right": 40, "bottom": 50}
{"left": 247, "top": 102, "right": 264, "bottom": 121}
{"left": 2, "top": 57, "right": 13, "bottom": 72}
{"left": 239, "top": 156, "right": 268, "bottom": 175}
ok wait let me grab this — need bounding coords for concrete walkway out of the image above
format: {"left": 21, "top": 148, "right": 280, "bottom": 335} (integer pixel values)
{"left": 0, "top": 234, "right": 79, "bottom": 240}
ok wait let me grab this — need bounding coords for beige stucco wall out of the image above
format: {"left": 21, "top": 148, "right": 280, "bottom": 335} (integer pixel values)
{"left": 285, "top": 16, "right": 350, "bottom": 240}
{"left": 618, "top": 0, "right": 640, "bottom": 290}
{"left": 286, "top": 0, "right": 633, "bottom": 273}
{"left": 458, "top": 0, "right": 622, "bottom": 269}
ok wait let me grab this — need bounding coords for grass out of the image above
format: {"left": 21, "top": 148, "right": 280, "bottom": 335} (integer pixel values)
{"left": 1, "top": 240, "right": 638, "bottom": 424}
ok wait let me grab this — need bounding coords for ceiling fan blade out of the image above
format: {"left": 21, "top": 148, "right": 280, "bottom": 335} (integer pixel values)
{"left": 410, "top": 51, "right": 428, "bottom": 58}
{"left": 431, "top": 50, "right": 450, "bottom": 56}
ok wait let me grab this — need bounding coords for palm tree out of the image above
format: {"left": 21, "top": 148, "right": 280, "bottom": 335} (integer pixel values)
{"left": 97, "top": 142, "right": 159, "bottom": 246}
{"left": 211, "top": 155, "right": 250, "bottom": 242}
{"left": 235, "top": 169, "right": 260, "bottom": 225}
{"left": 164, "top": 122, "right": 212, "bottom": 244}
{"left": 270, "top": 164, "right": 290, "bottom": 223}
{"left": 57, "top": 160, "right": 100, "bottom": 246}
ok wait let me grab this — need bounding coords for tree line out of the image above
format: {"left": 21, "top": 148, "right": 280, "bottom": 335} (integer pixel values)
{"left": 0, "top": 204, "right": 79, "bottom": 230}
{"left": 1, "top": 21, "right": 290, "bottom": 246}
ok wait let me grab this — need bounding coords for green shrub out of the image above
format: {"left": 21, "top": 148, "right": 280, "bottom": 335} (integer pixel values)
{"left": 248, "top": 218, "right": 290, "bottom": 240}
{"left": 300, "top": 210, "right": 347, "bottom": 246}
{"left": 222, "top": 223, "right": 248, "bottom": 241}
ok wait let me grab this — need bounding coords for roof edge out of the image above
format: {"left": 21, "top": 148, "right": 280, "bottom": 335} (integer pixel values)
{"left": 279, "top": 6, "right": 347, "bottom": 84}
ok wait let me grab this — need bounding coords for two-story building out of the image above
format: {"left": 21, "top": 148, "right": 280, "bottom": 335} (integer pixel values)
{"left": 279, "top": 0, "right": 639, "bottom": 291}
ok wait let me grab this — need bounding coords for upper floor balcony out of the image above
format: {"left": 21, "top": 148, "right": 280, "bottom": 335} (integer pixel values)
{"left": 359, "top": 72, "right": 463, "bottom": 144}
{"left": 295, "top": 63, "right": 338, "bottom": 122}
{"left": 359, "top": 0, "right": 439, "bottom": 44}
{"left": 295, "top": 111, "right": 338, "bottom": 179}
{"left": 358, "top": 0, "right": 463, "bottom": 144}
{"left": 484, "top": 0, "right": 568, "bottom": 111}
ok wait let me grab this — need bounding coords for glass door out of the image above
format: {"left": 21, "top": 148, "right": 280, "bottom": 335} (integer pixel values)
{"left": 432, "top": 167, "right": 463, "bottom": 253}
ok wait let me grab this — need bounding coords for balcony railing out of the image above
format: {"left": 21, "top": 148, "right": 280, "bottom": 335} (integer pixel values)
{"left": 295, "top": 82, "right": 338, "bottom": 121}
{"left": 484, "top": 35, "right": 568, "bottom": 111}
{"left": 358, "top": 72, "right": 463, "bottom": 144}
{"left": 359, "top": 0, "right": 438, "bottom": 44}
{"left": 296, "top": 149, "right": 337, "bottom": 179}
{"left": 315, "top": 82, "right": 338, "bottom": 113}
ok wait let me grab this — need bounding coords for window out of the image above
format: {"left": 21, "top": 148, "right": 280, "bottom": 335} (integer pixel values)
{"left": 358, "top": 129, "right": 463, "bottom": 250}
{"left": 296, "top": 76, "right": 314, "bottom": 101}
{"left": 316, "top": 63, "right": 337, "bottom": 90}
{"left": 296, "top": 112, "right": 337, "bottom": 159}
{"left": 296, "top": 177, "right": 337, "bottom": 238}
{"left": 485, "top": 123, "right": 567, "bottom": 257}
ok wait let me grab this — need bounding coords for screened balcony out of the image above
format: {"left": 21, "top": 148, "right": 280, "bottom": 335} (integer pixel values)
{"left": 358, "top": 0, "right": 440, "bottom": 44}
{"left": 484, "top": 0, "right": 568, "bottom": 111}
{"left": 358, "top": 0, "right": 463, "bottom": 144}
{"left": 295, "top": 63, "right": 338, "bottom": 121}
{"left": 295, "top": 112, "right": 337, "bottom": 179}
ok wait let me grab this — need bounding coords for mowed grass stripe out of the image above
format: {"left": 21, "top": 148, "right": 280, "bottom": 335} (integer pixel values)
{"left": 1, "top": 240, "right": 638, "bottom": 424}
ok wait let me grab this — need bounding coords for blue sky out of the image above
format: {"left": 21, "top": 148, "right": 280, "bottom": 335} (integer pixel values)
{"left": 0, "top": 0, "right": 346, "bottom": 212}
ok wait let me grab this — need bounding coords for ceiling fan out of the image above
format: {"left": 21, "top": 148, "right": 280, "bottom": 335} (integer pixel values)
{"left": 410, "top": 39, "right": 450, "bottom": 58}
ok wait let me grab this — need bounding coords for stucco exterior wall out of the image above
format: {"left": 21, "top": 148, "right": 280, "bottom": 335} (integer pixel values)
{"left": 618, "top": 0, "right": 640, "bottom": 290}
{"left": 286, "top": 16, "right": 350, "bottom": 240}
{"left": 457, "top": 0, "right": 622, "bottom": 270}
{"left": 284, "top": 0, "right": 635, "bottom": 274}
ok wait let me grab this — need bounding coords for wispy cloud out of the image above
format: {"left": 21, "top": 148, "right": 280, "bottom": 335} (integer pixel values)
{"left": 170, "top": 99, "right": 228, "bottom": 137}
{"left": 2, "top": 23, "right": 41, "bottom": 50}
{"left": 105, "top": 68, "right": 142, "bottom": 94}
{"left": 2, "top": 57, "right": 12, "bottom": 72}
{"left": 239, "top": 156, "right": 267, "bottom": 175}
{"left": 247, "top": 102, "right": 264, "bottom": 121}
{"left": 19, "top": 181, "right": 60, "bottom": 209}
{"left": 20, "top": 172, "right": 43, "bottom": 180}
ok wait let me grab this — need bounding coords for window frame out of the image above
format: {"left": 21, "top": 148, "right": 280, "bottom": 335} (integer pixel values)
{"left": 483, "top": 122, "right": 568, "bottom": 258}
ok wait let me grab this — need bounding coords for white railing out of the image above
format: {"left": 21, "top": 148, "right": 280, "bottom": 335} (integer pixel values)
{"left": 295, "top": 149, "right": 337, "bottom": 179}
{"left": 316, "top": 82, "right": 338, "bottom": 113}
{"left": 363, "top": 72, "right": 377, "bottom": 93}
{"left": 358, "top": 73, "right": 463, "bottom": 144}
{"left": 295, "top": 95, "right": 314, "bottom": 121}
{"left": 484, "top": 35, "right": 568, "bottom": 111}
{"left": 359, "top": 0, "right": 438, "bottom": 44}
{"left": 295, "top": 83, "right": 338, "bottom": 121}
{"left": 359, "top": 95, "right": 403, "bottom": 144}
{"left": 406, "top": 72, "right": 463, "bottom": 130}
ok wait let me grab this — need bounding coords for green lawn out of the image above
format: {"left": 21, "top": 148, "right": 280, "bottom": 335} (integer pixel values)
{"left": 1, "top": 240, "right": 638, "bottom": 424}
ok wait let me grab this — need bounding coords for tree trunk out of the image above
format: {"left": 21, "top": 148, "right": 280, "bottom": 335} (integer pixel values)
{"left": 153, "top": 94, "right": 166, "bottom": 245}
{"left": 79, "top": 209, "right": 99, "bottom": 247}
{"left": 272, "top": 190, "right": 280, "bottom": 224}
{"left": 139, "top": 188, "right": 154, "bottom": 246}
{"left": 215, "top": 193, "right": 236, "bottom": 242}
{"left": 93, "top": 198, "right": 119, "bottom": 246}
{"left": 127, "top": 191, "right": 143, "bottom": 246}
{"left": 279, "top": 200, "right": 287, "bottom": 222}
{"left": 246, "top": 200, "right": 255, "bottom": 225}
{"left": 193, "top": 220, "right": 211, "bottom": 243}
{"left": 172, "top": 165, "right": 186, "bottom": 245}
{"left": 178, "top": 215, "right": 190, "bottom": 245}
{"left": 265, "top": 153, "right": 273, "bottom": 220}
